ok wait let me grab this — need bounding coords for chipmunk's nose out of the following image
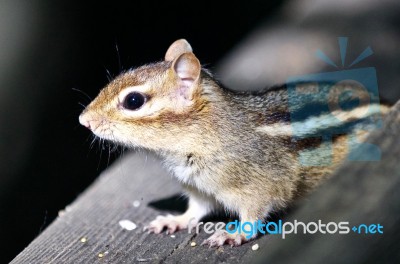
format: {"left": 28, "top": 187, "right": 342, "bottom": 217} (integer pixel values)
{"left": 79, "top": 113, "right": 92, "bottom": 130}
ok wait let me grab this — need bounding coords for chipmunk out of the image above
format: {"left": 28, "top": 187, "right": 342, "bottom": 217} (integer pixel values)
{"left": 79, "top": 39, "right": 390, "bottom": 246}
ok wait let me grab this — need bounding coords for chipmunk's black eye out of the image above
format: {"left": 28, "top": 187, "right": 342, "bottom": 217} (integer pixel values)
{"left": 123, "top": 92, "right": 146, "bottom": 110}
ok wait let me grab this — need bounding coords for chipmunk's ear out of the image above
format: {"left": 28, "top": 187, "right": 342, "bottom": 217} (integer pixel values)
{"left": 172, "top": 52, "right": 201, "bottom": 89}
{"left": 165, "top": 39, "right": 193, "bottom": 61}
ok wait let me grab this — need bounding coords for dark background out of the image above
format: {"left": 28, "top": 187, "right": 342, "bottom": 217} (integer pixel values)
{"left": 0, "top": 0, "right": 283, "bottom": 262}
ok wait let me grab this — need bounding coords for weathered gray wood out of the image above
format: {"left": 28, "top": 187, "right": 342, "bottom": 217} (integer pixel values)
{"left": 10, "top": 151, "right": 262, "bottom": 264}
{"left": 11, "top": 104, "right": 400, "bottom": 264}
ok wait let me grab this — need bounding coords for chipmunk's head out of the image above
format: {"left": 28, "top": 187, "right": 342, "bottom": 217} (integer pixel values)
{"left": 79, "top": 39, "right": 214, "bottom": 151}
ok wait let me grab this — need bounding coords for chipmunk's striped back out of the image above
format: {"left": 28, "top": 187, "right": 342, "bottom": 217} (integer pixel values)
{"left": 224, "top": 80, "right": 389, "bottom": 146}
{"left": 221, "top": 80, "right": 391, "bottom": 193}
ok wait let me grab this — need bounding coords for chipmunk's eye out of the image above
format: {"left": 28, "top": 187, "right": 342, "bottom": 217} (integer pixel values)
{"left": 123, "top": 92, "right": 146, "bottom": 110}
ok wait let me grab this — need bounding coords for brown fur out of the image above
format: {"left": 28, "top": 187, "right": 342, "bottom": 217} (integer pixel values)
{"left": 79, "top": 39, "right": 391, "bottom": 246}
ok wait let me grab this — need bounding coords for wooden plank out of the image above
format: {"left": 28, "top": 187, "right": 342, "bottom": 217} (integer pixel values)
{"left": 10, "top": 152, "right": 262, "bottom": 263}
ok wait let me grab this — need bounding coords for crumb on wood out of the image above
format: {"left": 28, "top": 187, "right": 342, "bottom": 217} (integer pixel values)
{"left": 119, "top": 220, "right": 137, "bottom": 231}
{"left": 137, "top": 257, "right": 154, "bottom": 262}
{"left": 252, "top": 244, "right": 259, "bottom": 251}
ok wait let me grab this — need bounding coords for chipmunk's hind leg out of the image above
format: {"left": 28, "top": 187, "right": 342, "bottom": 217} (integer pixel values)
{"left": 201, "top": 206, "right": 267, "bottom": 247}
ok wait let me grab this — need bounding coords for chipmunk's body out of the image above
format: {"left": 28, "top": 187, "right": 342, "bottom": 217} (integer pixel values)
{"left": 79, "top": 39, "right": 390, "bottom": 246}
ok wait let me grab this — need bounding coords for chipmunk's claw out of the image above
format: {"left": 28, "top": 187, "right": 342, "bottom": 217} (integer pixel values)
{"left": 201, "top": 230, "right": 247, "bottom": 247}
{"left": 144, "top": 214, "right": 186, "bottom": 235}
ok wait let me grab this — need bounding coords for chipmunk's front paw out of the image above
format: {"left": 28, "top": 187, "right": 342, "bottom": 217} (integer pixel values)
{"left": 201, "top": 230, "right": 250, "bottom": 247}
{"left": 144, "top": 214, "right": 188, "bottom": 234}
